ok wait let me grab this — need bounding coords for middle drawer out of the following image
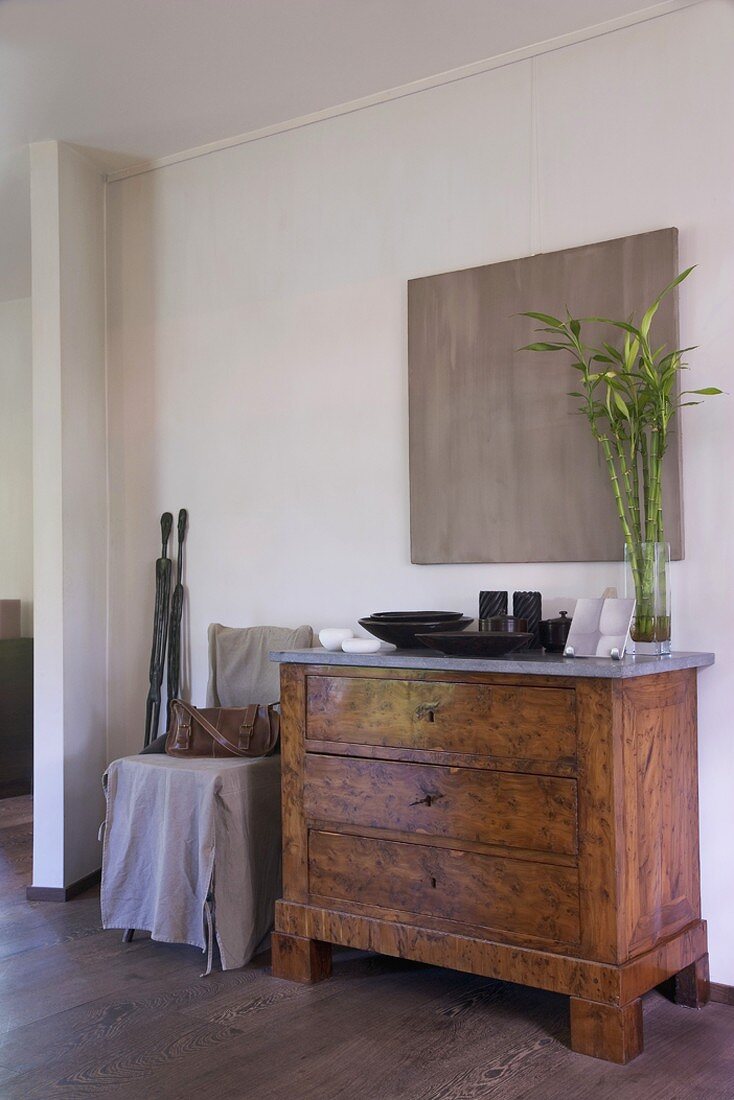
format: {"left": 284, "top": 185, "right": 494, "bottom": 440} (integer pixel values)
{"left": 303, "top": 754, "right": 577, "bottom": 856}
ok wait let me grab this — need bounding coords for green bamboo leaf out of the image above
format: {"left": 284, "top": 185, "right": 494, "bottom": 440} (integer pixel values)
{"left": 519, "top": 342, "right": 567, "bottom": 352}
{"left": 640, "top": 302, "right": 660, "bottom": 340}
{"left": 640, "top": 267, "right": 696, "bottom": 339}
{"left": 591, "top": 354, "right": 613, "bottom": 363}
{"left": 583, "top": 317, "right": 641, "bottom": 337}
{"left": 602, "top": 343, "right": 624, "bottom": 363}
{"left": 660, "top": 346, "right": 697, "bottom": 366}
{"left": 568, "top": 391, "right": 585, "bottom": 398}
{"left": 624, "top": 336, "right": 640, "bottom": 372}
{"left": 520, "top": 311, "right": 564, "bottom": 328}
{"left": 658, "top": 266, "right": 696, "bottom": 299}
{"left": 570, "top": 319, "right": 581, "bottom": 337}
{"left": 683, "top": 386, "right": 724, "bottom": 395}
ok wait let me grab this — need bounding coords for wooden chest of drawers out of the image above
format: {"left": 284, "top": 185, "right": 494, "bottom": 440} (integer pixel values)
{"left": 272, "top": 658, "right": 711, "bottom": 1063}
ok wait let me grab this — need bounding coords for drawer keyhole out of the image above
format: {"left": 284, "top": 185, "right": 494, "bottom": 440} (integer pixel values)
{"left": 410, "top": 792, "right": 444, "bottom": 808}
{"left": 415, "top": 702, "right": 440, "bottom": 722}
{"left": 430, "top": 876, "right": 437, "bottom": 889}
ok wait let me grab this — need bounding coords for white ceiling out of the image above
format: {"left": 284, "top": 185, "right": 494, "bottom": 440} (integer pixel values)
{"left": 0, "top": 0, "right": 691, "bottom": 301}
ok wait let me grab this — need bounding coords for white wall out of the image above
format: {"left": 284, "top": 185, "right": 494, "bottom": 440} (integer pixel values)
{"left": 107, "top": 1, "right": 734, "bottom": 978}
{"left": 0, "top": 296, "right": 33, "bottom": 635}
{"left": 31, "top": 141, "right": 108, "bottom": 888}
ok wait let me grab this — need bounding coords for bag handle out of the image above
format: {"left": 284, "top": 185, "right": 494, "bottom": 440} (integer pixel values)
{"left": 173, "top": 700, "right": 257, "bottom": 757}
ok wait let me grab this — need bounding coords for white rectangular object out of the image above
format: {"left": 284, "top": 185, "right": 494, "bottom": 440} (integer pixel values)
{"left": 564, "top": 597, "right": 636, "bottom": 660}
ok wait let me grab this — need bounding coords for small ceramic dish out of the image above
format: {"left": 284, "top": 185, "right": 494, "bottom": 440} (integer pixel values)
{"left": 342, "top": 637, "right": 382, "bottom": 654}
{"left": 319, "top": 627, "right": 354, "bottom": 652}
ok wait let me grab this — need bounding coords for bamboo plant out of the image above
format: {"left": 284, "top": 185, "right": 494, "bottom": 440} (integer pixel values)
{"left": 520, "top": 267, "right": 722, "bottom": 643}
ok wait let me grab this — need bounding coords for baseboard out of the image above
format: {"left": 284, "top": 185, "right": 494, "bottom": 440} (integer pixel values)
{"left": 26, "top": 867, "right": 101, "bottom": 902}
{"left": 711, "top": 982, "right": 734, "bottom": 1006}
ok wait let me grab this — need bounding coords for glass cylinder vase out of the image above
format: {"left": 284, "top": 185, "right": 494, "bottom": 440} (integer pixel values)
{"left": 624, "top": 542, "right": 671, "bottom": 656}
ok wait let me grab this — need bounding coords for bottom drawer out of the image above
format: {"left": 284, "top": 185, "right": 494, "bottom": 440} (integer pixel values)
{"left": 308, "top": 830, "right": 580, "bottom": 944}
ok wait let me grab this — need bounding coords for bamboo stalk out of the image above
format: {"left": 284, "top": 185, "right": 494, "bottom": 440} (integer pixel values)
{"left": 628, "top": 442, "right": 643, "bottom": 546}
{"left": 598, "top": 435, "right": 642, "bottom": 595}
{"left": 645, "top": 427, "right": 661, "bottom": 545}
{"left": 613, "top": 433, "right": 643, "bottom": 579}
{"left": 640, "top": 433, "right": 651, "bottom": 537}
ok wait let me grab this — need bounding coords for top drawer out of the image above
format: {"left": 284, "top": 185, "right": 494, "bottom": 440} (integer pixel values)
{"left": 306, "top": 675, "right": 576, "bottom": 763}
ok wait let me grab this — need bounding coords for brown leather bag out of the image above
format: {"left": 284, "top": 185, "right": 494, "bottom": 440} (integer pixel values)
{"left": 165, "top": 700, "right": 279, "bottom": 758}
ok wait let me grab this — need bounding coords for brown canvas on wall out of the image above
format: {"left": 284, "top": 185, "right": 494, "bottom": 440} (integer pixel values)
{"left": 408, "top": 228, "right": 684, "bottom": 563}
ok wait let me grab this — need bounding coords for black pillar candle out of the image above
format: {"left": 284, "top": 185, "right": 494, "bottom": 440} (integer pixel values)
{"left": 479, "top": 591, "right": 508, "bottom": 621}
{"left": 513, "top": 591, "right": 542, "bottom": 649}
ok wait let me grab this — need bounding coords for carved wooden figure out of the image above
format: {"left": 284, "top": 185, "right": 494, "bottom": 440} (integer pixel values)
{"left": 166, "top": 508, "right": 188, "bottom": 729}
{"left": 143, "top": 512, "right": 173, "bottom": 747}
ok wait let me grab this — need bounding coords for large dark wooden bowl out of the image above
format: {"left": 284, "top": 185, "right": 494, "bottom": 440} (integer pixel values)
{"left": 370, "top": 611, "right": 464, "bottom": 622}
{"left": 417, "top": 630, "right": 533, "bottom": 658}
{"left": 359, "top": 616, "right": 473, "bottom": 649}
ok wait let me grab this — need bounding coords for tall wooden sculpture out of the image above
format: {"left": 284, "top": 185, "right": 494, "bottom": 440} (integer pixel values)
{"left": 143, "top": 512, "right": 173, "bottom": 747}
{"left": 166, "top": 509, "right": 188, "bottom": 730}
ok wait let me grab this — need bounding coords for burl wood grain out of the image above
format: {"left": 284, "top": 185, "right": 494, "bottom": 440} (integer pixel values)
{"left": 574, "top": 679, "right": 620, "bottom": 964}
{"left": 275, "top": 661, "right": 708, "bottom": 1065}
{"left": 308, "top": 830, "right": 580, "bottom": 943}
{"left": 279, "top": 664, "right": 309, "bottom": 902}
{"left": 674, "top": 953, "right": 710, "bottom": 1009}
{"left": 304, "top": 738, "right": 578, "bottom": 778}
{"left": 304, "top": 754, "right": 578, "bottom": 855}
{"left": 569, "top": 997, "right": 643, "bottom": 1064}
{"left": 618, "top": 670, "right": 700, "bottom": 959}
{"left": 618, "top": 920, "right": 708, "bottom": 1005}
{"left": 306, "top": 675, "right": 576, "bottom": 763}
{"left": 277, "top": 901, "right": 707, "bottom": 1009}
{"left": 271, "top": 932, "right": 332, "bottom": 983}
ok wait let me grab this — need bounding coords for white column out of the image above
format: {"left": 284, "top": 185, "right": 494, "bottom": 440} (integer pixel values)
{"left": 30, "top": 141, "right": 108, "bottom": 890}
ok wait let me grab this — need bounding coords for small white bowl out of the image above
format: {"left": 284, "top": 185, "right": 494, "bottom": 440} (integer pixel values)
{"left": 342, "top": 637, "right": 381, "bottom": 654}
{"left": 319, "top": 627, "right": 354, "bottom": 652}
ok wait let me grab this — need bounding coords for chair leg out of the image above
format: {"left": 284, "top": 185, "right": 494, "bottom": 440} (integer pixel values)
{"left": 122, "top": 928, "right": 135, "bottom": 943}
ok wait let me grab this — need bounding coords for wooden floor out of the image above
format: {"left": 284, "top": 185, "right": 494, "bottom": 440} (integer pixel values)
{"left": 0, "top": 796, "right": 732, "bottom": 1099}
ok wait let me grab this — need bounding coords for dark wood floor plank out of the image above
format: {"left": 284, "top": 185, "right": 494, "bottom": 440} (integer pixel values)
{"left": 0, "top": 795, "right": 33, "bottom": 829}
{"left": 0, "top": 947, "right": 281, "bottom": 1080}
{"left": 180, "top": 961, "right": 570, "bottom": 1100}
{"left": 0, "top": 930, "right": 209, "bottom": 1034}
{"left": 0, "top": 1007, "right": 253, "bottom": 1098}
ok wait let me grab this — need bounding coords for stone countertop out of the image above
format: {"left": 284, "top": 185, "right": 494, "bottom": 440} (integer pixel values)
{"left": 270, "top": 647, "right": 715, "bottom": 679}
